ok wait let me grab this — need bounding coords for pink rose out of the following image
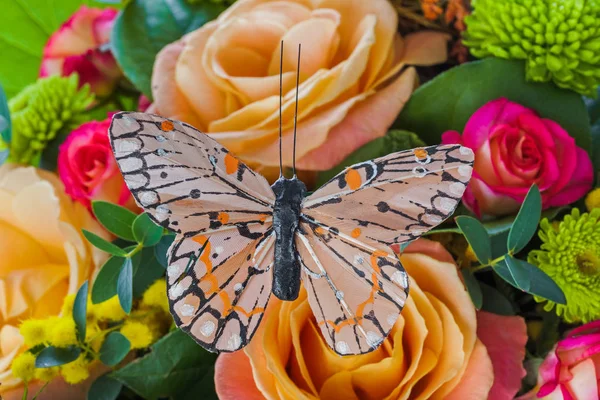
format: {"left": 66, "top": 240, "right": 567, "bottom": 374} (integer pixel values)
{"left": 442, "top": 98, "right": 593, "bottom": 217}
{"left": 58, "top": 117, "right": 136, "bottom": 211}
{"left": 535, "top": 321, "right": 600, "bottom": 399}
{"left": 40, "top": 6, "right": 121, "bottom": 97}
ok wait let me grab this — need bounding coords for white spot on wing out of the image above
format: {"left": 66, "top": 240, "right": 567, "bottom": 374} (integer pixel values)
{"left": 366, "top": 331, "right": 383, "bottom": 348}
{"left": 170, "top": 282, "right": 184, "bottom": 298}
{"left": 439, "top": 197, "right": 457, "bottom": 212}
{"left": 139, "top": 191, "right": 158, "bottom": 206}
{"left": 200, "top": 321, "right": 215, "bottom": 337}
{"left": 120, "top": 157, "right": 142, "bottom": 173}
{"left": 227, "top": 333, "right": 242, "bottom": 351}
{"left": 449, "top": 182, "right": 465, "bottom": 196}
{"left": 335, "top": 341, "right": 349, "bottom": 354}
{"left": 167, "top": 264, "right": 181, "bottom": 279}
{"left": 387, "top": 313, "right": 398, "bottom": 326}
{"left": 117, "top": 139, "right": 140, "bottom": 155}
{"left": 180, "top": 303, "right": 194, "bottom": 317}
{"left": 458, "top": 165, "right": 473, "bottom": 177}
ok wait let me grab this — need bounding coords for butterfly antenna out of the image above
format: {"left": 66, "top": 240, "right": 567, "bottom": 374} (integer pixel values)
{"left": 278, "top": 40, "right": 284, "bottom": 178}
{"left": 292, "top": 43, "right": 301, "bottom": 178}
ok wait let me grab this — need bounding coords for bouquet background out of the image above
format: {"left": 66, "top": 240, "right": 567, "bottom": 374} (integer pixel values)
{"left": 0, "top": 0, "right": 599, "bottom": 399}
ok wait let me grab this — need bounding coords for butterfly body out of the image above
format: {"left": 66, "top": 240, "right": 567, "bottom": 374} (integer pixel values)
{"left": 271, "top": 176, "right": 306, "bottom": 301}
{"left": 109, "top": 112, "right": 474, "bottom": 356}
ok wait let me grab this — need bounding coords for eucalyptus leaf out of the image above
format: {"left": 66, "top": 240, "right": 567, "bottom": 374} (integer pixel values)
{"left": 155, "top": 234, "right": 175, "bottom": 268}
{"left": 480, "top": 282, "right": 515, "bottom": 316}
{"left": 0, "top": 83, "right": 10, "bottom": 143}
{"left": 133, "top": 247, "right": 166, "bottom": 298}
{"left": 83, "top": 230, "right": 128, "bottom": 257}
{"left": 92, "top": 256, "right": 124, "bottom": 304}
{"left": 494, "top": 257, "right": 566, "bottom": 303}
{"left": 508, "top": 185, "right": 542, "bottom": 253}
{"left": 527, "top": 262, "right": 567, "bottom": 304}
{"left": 88, "top": 374, "right": 123, "bottom": 400}
{"left": 92, "top": 201, "right": 138, "bottom": 242}
{"left": 133, "top": 213, "right": 163, "bottom": 247}
{"left": 494, "top": 257, "right": 530, "bottom": 291}
{"left": 117, "top": 258, "right": 133, "bottom": 313}
{"left": 395, "top": 58, "right": 591, "bottom": 153}
{"left": 111, "top": 0, "right": 226, "bottom": 97}
{"left": 461, "top": 269, "right": 483, "bottom": 309}
{"left": 455, "top": 216, "right": 492, "bottom": 264}
{"left": 100, "top": 332, "right": 131, "bottom": 367}
{"left": 73, "top": 281, "right": 88, "bottom": 342}
{"left": 35, "top": 346, "right": 81, "bottom": 368}
{"left": 111, "top": 329, "right": 218, "bottom": 399}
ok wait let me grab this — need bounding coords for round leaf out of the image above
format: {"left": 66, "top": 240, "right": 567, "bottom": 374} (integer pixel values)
{"left": 117, "top": 258, "right": 133, "bottom": 313}
{"left": 112, "top": 0, "right": 225, "bottom": 97}
{"left": 83, "top": 230, "right": 128, "bottom": 257}
{"left": 480, "top": 283, "right": 515, "bottom": 316}
{"left": 455, "top": 216, "right": 492, "bottom": 264}
{"left": 133, "top": 213, "right": 164, "bottom": 247}
{"left": 0, "top": 84, "right": 10, "bottom": 143}
{"left": 100, "top": 332, "right": 131, "bottom": 367}
{"left": 88, "top": 374, "right": 123, "bottom": 400}
{"left": 36, "top": 346, "right": 81, "bottom": 368}
{"left": 395, "top": 58, "right": 591, "bottom": 153}
{"left": 508, "top": 185, "right": 542, "bottom": 253}
{"left": 92, "top": 201, "right": 137, "bottom": 242}
{"left": 494, "top": 257, "right": 531, "bottom": 292}
{"left": 155, "top": 234, "right": 175, "bottom": 268}
{"left": 461, "top": 269, "right": 483, "bottom": 309}
{"left": 73, "top": 281, "right": 88, "bottom": 342}
{"left": 92, "top": 256, "right": 124, "bottom": 304}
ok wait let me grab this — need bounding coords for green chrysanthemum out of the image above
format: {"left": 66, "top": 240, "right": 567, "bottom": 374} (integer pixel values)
{"left": 464, "top": 0, "right": 600, "bottom": 96}
{"left": 528, "top": 208, "right": 600, "bottom": 323}
{"left": 7, "top": 74, "right": 94, "bottom": 164}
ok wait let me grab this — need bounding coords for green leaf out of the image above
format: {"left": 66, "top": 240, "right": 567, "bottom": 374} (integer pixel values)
{"left": 117, "top": 257, "right": 133, "bottom": 313}
{"left": 92, "top": 256, "right": 124, "bottom": 304}
{"left": 73, "top": 281, "right": 88, "bottom": 342}
{"left": 461, "top": 269, "right": 482, "bottom": 309}
{"left": 132, "top": 213, "right": 163, "bottom": 247}
{"left": 508, "top": 185, "right": 542, "bottom": 253}
{"left": 99, "top": 332, "right": 131, "bottom": 367}
{"left": 88, "top": 374, "right": 123, "bottom": 400}
{"left": 111, "top": 329, "right": 218, "bottom": 399}
{"left": 82, "top": 230, "right": 128, "bottom": 257}
{"left": 315, "top": 130, "right": 425, "bottom": 187}
{"left": 0, "top": 0, "right": 93, "bottom": 98}
{"left": 111, "top": 0, "right": 226, "bottom": 98}
{"left": 92, "top": 201, "right": 137, "bottom": 242}
{"left": 0, "top": 83, "right": 10, "bottom": 143}
{"left": 527, "top": 263, "right": 567, "bottom": 304}
{"left": 133, "top": 247, "right": 166, "bottom": 298}
{"left": 455, "top": 216, "right": 492, "bottom": 264}
{"left": 35, "top": 346, "right": 81, "bottom": 368}
{"left": 495, "top": 256, "right": 531, "bottom": 291}
{"left": 395, "top": 58, "right": 591, "bottom": 154}
{"left": 155, "top": 234, "right": 175, "bottom": 268}
{"left": 479, "top": 282, "right": 515, "bottom": 316}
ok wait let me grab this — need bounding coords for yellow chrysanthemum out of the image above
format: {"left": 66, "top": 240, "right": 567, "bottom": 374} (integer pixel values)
{"left": 86, "top": 323, "right": 106, "bottom": 353}
{"left": 60, "top": 355, "right": 90, "bottom": 385}
{"left": 11, "top": 352, "right": 36, "bottom": 382}
{"left": 585, "top": 188, "right": 600, "bottom": 211}
{"left": 19, "top": 319, "right": 48, "bottom": 347}
{"left": 35, "top": 366, "right": 59, "bottom": 382}
{"left": 142, "top": 279, "right": 169, "bottom": 314}
{"left": 528, "top": 208, "right": 600, "bottom": 323}
{"left": 50, "top": 318, "right": 78, "bottom": 347}
{"left": 91, "top": 296, "right": 126, "bottom": 322}
{"left": 120, "top": 320, "right": 153, "bottom": 349}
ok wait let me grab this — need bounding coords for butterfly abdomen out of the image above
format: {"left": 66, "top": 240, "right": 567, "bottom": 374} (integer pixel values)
{"left": 272, "top": 177, "right": 307, "bottom": 301}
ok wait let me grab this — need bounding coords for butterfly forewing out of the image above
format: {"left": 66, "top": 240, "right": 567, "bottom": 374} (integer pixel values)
{"left": 303, "top": 144, "right": 474, "bottom": 247}
{"left": 168, "top": 226, "right": 275, "bottom": 352}
{"left": 108, "top": 112, "right": 275, "bottom": 235}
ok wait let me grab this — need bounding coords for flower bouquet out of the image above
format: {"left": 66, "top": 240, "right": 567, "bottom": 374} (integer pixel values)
{"left": 0, "top": 0, "right": 599, "bottom": 399}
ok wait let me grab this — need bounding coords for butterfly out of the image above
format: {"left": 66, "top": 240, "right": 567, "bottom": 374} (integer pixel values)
{"left": 108, "top": 42, "right": 473, "bottom": 356}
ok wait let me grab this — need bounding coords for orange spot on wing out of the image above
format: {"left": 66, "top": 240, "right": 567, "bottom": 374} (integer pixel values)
{"left": 161, "top": 120, "right": 174, "bottom": 131}
{"left": 218, "top": 212, "right": 230, "bottom": 224}
{"left": 320, "top": 318, "right": 360, "bottom": 333}
{"left": 258, "top": 214, "right": 268, "bottom": 222}
{"left": 345, "top": 168, "right": 362, "bottom": 190}
{"left": 224, "top": 153, "right": 239, "bottom": 175}
{"left": 370, "top": 250, "right": 388, "bottom": 274}
{"left": 315, "top": 227, "right": 326, "bottom": 235}
{"left": 414, "top": 148, "right": 428, "bottom": 159}
{"left": 351, "top": 228, "right": 361, "bottom": 238}
{"left": 193, "top": 235, "right": 219, "bottom": 294}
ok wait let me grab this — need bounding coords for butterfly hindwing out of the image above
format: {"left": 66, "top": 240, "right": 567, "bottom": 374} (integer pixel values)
{"left": 302, "top": 144, "right": 474, "bottom": 247}
{"left": 109, "top": 112, "right": 275, "bottom": 235}
{"left": 167, "top": 225, "right": 275, "bottom": 352}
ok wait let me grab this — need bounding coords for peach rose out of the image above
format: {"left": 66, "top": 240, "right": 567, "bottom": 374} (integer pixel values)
{"left": 152, "top": 0, "right": 449, "bottom": 172}
{"left": 0, "top": 165, "right": 107, "bottom": 392}
{"left": 215, "top": 240, "right": 528, "bottom": 399}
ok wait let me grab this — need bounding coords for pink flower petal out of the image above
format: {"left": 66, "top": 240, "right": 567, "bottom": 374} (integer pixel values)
{"left": 476, "top": 311, "right": 528, "bottom": 400}
{"left": 565, "top": 358, "right": 599, "bottom": 400}
{"left": 215, "top": 352, "right": 266, "bottom": 400}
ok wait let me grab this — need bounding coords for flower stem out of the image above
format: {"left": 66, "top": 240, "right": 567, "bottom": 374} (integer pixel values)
{"left": 471, "top": 254, "right": 507, "bottom": 273}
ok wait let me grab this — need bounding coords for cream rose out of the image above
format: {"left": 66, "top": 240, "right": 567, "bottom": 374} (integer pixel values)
{"left": 152, "top": 0, "right": 449, "bottom": 173}
{"left": 0, "top": 165, "right": 106, "bottom": 392}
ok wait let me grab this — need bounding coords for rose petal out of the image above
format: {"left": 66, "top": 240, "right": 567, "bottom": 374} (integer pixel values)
{"left": 444, "top": 340, "right": 494, "bottom": 400}
{"left": 546, "top": 147, "right": 593, "bottom": 207}
{"left": 565, "top": 358, "right": 599, "bottom": 400}
{"left": 215, "top": 352, "right": 266, "bottom": 400}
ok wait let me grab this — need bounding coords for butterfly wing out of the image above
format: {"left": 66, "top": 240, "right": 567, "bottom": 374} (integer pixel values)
{"left": 298, "top": 144, "right": 473, "bottom": 355}
{"left": 109, "top": 112, "right": 275, "bottom": 236}
{"left": 109, "top": 112, "right": 277, "bottom": 352}
{"left": 168, "top": 227, "right": 274, "bottom": 352}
